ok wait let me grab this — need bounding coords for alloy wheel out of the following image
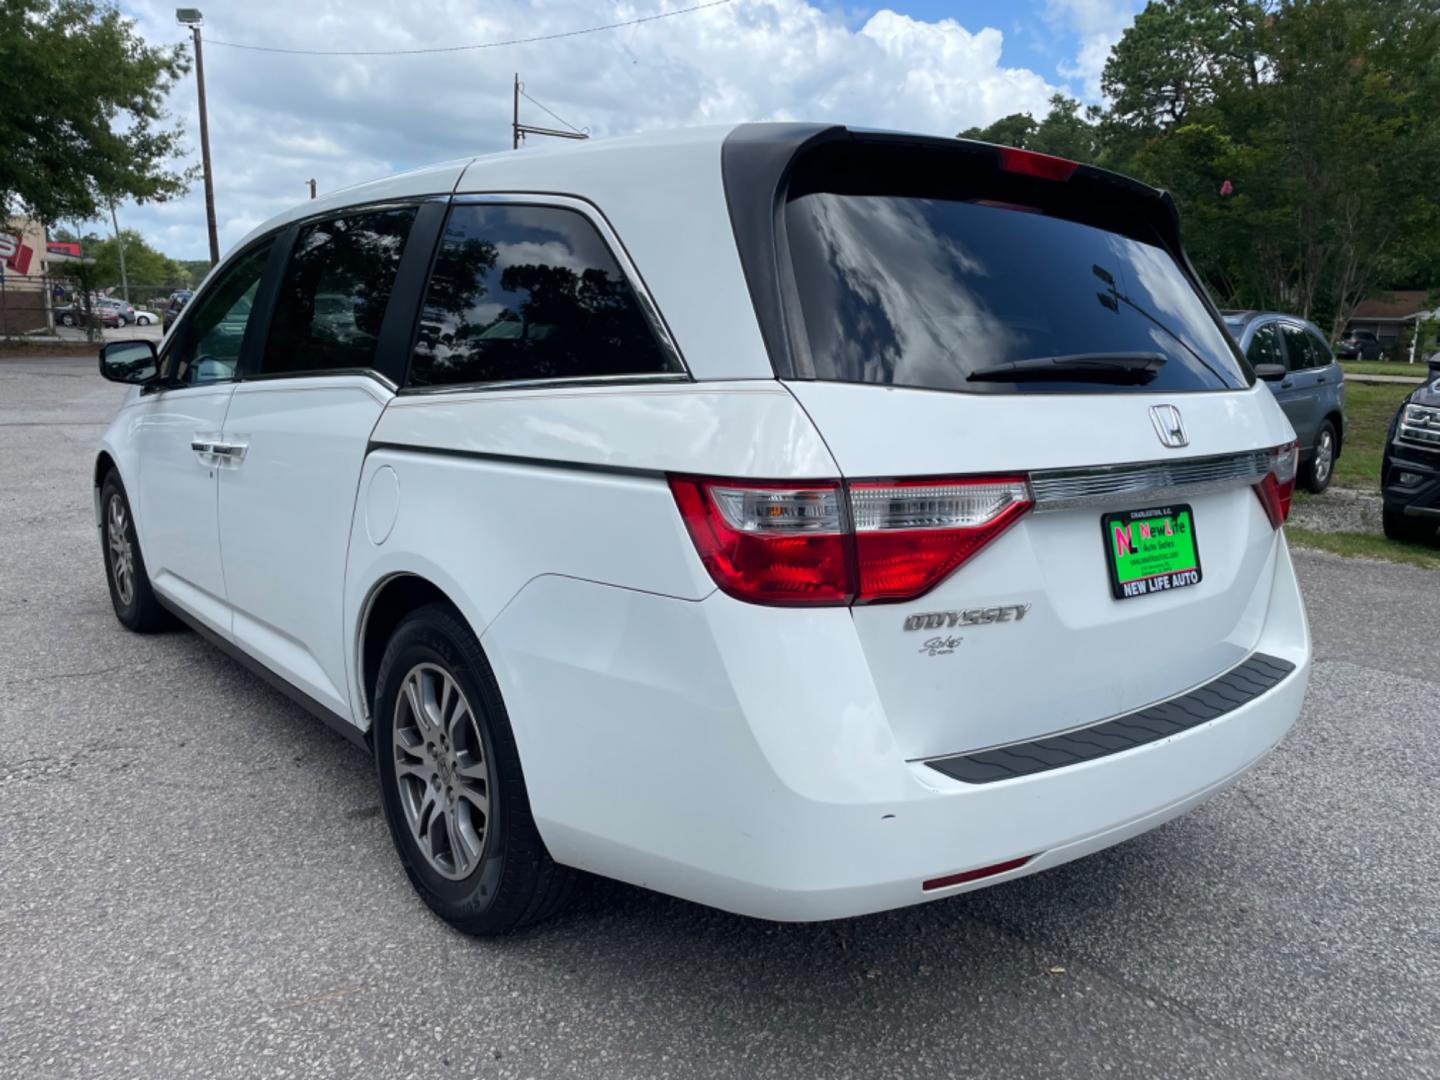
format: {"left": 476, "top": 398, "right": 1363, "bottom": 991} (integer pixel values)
{"left": 106, "top": 494, "right": 136, "bottom": 607}
{"left": 392, "top": 662, "right": 491, "bottom": 880}
{"left": 1315, "top": 431, "right": 1334, "bottom": 484}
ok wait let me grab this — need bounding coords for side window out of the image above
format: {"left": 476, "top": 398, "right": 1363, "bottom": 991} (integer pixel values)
{"left": 1279, "top": 324, "right": 1317, "bottom": 370}
{"left": 408, "top": 204, "right": 680, "bottom": 388}
{"left": 1246, "top": 323, "right": 1283, "bottom": 369}
{"left": 262, "top": 206, "right": 417, "bottom": 376}
{"left": 1307, "top": 330, "right": 1333, "bottom": 367}
{"left": 167, "top": 240, "right": 273, "bottom": 385}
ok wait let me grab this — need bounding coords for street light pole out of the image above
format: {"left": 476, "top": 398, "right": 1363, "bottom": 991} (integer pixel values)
{"left": 177, "top": 9, "right": 220, "bottom": 266}
{"left": 109, "top": 202, "right": 129, "bottom": 303}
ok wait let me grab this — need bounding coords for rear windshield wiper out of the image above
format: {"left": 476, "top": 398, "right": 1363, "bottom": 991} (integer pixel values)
{"left": 967, "top": 352, "right": 1166, "bottom": 385}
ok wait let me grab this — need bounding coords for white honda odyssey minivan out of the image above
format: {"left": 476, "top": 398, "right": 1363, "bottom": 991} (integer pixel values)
{"left": 94, "top": 124, "right": 1310, "bottom": 934}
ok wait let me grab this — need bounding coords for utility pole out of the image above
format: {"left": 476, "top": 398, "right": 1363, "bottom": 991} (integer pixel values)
{"left": 512, "top": 73, "right": 589, "bottom": 150}
{"left": 177, "top": 9, "right": 220, "bottom": 266}
{"left": 109, "top": 202, "right": 129, "bottom": 303}
{"left": 307, "top": 178, "right": 317, "bottom": 199}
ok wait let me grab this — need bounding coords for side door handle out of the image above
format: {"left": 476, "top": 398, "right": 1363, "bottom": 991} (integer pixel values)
{"left": 209, "top": 441, "right": 248, "bottom": 462}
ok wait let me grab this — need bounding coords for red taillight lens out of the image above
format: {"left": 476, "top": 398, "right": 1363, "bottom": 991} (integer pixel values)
{"left": 668, "top": 474, "right": 1033, "bottom": 607}
{"left": 850, "top": 477, "right": 1033, "bottom": 603}
{"left": 667, "top": 477, "right": 854, "bottom": 606}
{"left": 1252, "top": 441, "right": 1299, "bottom": 529}
{"left": 996, "top": 146, "right": 1078, "bottom": 182}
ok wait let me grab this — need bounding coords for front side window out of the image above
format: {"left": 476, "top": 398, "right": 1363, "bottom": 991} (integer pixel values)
{"left": 262, "top": 206, "right": 417, "bottom": 376}
{"left": 1247, "top": 323, "right": 1283, "bottom": 369}
{"left": 167, "top": 240, "right": 273, "bottom": 386}
{"left": 407, "top": 204, "right": 679, "bottom": 388}
{"left": 1307, "top": 330, "right": 1333, "bottom": 367}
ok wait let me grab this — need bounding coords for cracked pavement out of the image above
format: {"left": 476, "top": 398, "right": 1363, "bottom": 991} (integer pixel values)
{"left": 2, "top": 357, "right": 1438, "bottom": 1079}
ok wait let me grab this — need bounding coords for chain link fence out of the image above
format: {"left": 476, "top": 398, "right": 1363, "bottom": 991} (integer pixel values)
{"left": 0, "top": 271, "right": 180, "bottom": 340}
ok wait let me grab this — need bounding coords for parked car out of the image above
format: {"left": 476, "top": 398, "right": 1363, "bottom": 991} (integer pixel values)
{"left": 161, "top": 294, "right": 189, "bottom": 332}
{"left": 130, "top": 308, "right": 159, "bottom": 326}
{"left": 54, "top": 303, "right": 119, "bottom": 329}
{"left": 1380, "top": 356, "right": 1440, "bottom": 543}
{"left": 93, "top": 126, "right": 1309, "bottom": 935}
{"left": 1223, "top": 311, "right": 1346, "bottom": 493}
{"left": 1336, "top": 329, "right": 1384, "bottom": 360}
{"left": 94, "top": 297, "right": 136, "bottom": 326}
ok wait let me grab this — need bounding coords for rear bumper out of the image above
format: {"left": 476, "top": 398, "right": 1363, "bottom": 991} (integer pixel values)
{"left": 483, "top": 539, "right": 1309, "bottom": 922}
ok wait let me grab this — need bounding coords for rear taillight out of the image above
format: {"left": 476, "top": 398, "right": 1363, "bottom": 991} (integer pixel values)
{"left": 668, "top": 475, "right": 1033, "bottom": 607}
{"left": 667, "top": 478, "right": 852, "bottom": 606}
{"left": 1253, "top": 441, "right": 1299, "bottom": 529}
{"left": 849, "top": 477, "right": 1032, "bottom": 602}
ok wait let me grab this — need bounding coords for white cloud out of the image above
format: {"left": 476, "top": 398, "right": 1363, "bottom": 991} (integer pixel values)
{"left": 1045, "top": 0, "right": 1139, "bottom": 99}
{"left": 109, "top": 1, "right": 1061, "bottom": 259}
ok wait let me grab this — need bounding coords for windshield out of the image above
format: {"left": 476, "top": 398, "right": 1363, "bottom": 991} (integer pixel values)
{"left": 785, "top": 193, "right": 1248, "bottom": 395}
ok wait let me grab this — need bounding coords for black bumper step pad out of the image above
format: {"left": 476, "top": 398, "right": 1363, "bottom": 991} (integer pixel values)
{"left": 925, "top": 653, "right": 1297, "bottom": 785}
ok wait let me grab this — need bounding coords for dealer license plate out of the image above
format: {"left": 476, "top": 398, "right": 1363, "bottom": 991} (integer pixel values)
{"left": 1101, "top": 504, "right": 1203, "bottom": 600}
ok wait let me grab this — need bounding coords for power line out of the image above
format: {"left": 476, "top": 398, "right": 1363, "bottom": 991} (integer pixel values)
{"left": 207, "top": 0, "right": 733, "bottom": 57}
{"left": 520, "top": 88, "right": 585, "bottom": 134}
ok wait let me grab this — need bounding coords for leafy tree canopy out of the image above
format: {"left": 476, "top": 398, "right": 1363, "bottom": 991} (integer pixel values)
{"left": 0, "top": 0, "right": 192, "bottom": 226}
{"left": 88, "top": 229, "right": 191, "bottom": 291}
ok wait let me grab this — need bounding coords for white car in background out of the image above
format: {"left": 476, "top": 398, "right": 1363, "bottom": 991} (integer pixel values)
{"left": 130, "top": 307, "right": 158, "bottom": 326}
{"left": 92, "top": 124, "right": 1310, "bottom": 935}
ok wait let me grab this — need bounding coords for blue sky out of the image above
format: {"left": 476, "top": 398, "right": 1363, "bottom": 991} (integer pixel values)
{"left": 102, "top": 1, "right": 1144, "bottom": 260}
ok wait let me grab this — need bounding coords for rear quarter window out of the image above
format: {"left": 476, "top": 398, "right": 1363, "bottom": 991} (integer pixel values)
{"left": 785, "top": 193, "right": 1248, "bottom": 395}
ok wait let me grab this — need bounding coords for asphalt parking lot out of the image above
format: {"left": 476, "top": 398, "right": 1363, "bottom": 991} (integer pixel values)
{"left": 2, "top": 356, "right": 1437, "bottom": 1080}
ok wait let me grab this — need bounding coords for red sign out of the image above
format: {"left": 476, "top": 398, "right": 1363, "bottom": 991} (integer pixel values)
{"left": 0, "top": 233, "right": 35, "bottom": 276}
{"left": 46, "top": 241, "right": 81, "bottom": 257}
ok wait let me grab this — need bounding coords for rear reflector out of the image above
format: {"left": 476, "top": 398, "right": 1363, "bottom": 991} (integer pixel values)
{"left": 1252, "top": 441, "right": 1299, "bottom": 529}
{"left": 669, "top": 474, "right": 1033, "bottom": 607}
{"left": 996, "top": 146, "right": 1079, "bottom": 182}
{"left": 923, "top": 855, "right": 1034, "bottom": 892}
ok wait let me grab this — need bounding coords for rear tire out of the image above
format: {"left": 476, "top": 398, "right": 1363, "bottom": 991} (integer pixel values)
{"left": 100, "top": 471, "right": 171, "bottom": 632}
{"left": 1304, "top": 421, "right": 1337, "bottom": 494}
{"left": 374, "top": 602, "right": 575, "bottom": 935}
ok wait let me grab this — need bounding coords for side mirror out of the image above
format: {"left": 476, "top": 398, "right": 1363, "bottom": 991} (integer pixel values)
{"left": 98, "top": 340, "right": 160, "bottom": 385}
{"left": 1254, "top": 363, "right": 1287, "bottom": 383}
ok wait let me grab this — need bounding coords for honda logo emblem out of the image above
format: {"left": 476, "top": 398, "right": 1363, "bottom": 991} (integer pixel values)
{"left": 1149, "top": 405, "right": 1188, "bottom": 448}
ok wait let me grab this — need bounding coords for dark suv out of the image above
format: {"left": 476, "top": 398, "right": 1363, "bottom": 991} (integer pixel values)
{"left": 1337, "top": 329, "right": 1384, "bottom": 360}
{"left": 1381, "top": 357, "right": 1440, "bottom": 543}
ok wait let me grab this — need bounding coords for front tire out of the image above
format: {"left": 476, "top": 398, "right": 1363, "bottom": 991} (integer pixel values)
{"left": 374, "top": 603, "right": 575, "bottom": 935}
{"left": 136, "top": 315, "right": 150, "bottom": 326}
{"left": 1383, "top": 506, "right": 1435, "bottom": 545}
{"left": 1304, "top": 421, "right": 1337, "bottom": 494}
{"left": 100, "top": 472, "right": 170, "bottom": 632}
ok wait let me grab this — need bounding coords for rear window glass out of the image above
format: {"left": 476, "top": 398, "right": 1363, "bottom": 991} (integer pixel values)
{"left": 785, "top": 194, "right": 1248, "bottom": 394}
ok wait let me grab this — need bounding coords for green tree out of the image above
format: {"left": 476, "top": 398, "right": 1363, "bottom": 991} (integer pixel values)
{"left": 959, "top": 96, "right": 1104, "bottom": 164}
{"left": 88, "top": 229, "right": 190, "bottom": 291}
{"left": 0, "top": 0, "right": 192, "bottom": 227}
{"left": 1101, "top": 0, "right": 1440, "bottom": 337}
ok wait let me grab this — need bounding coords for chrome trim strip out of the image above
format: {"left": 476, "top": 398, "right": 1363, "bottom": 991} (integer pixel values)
{"left": 1029, "top": 449, "right": 1271, "bottom": 512}
{"left": 394, "top": 371, "right": 691, "bottom": 398}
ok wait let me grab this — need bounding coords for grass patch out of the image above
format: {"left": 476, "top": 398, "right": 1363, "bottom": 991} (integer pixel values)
{"left": 1288, "top": 526, "right": 1440, "bottom": 570}
{"left": 0, "top": 338, "right": 95, "bottom": 360}
{"left": 1333, "top": 381, "right": 1415, "bottom": 492}
{"left": 1341, "top": 359, "right": 1432, "bottom": 378}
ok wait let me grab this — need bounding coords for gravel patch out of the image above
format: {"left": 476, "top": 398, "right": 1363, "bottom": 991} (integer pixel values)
{"left": 1288, "top": 487, "right": 1383, "bottom": 534}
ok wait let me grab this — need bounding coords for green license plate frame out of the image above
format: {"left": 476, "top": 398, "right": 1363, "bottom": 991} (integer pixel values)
{"left": 1101, "top": 504, "right": 1203, "bottom": 600}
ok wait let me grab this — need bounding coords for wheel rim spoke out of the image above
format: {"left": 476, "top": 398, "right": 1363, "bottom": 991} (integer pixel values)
{"left": 391, "top": 661, "right": 490, "bottom": 880}
{"left": 107, "top": 494, "right": 135, "bottom": 606}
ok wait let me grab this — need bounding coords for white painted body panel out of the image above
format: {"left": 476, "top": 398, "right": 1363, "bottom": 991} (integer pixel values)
{"left": 218, "top": 376, "right": 389, "bottom": 718}
{"left": 130, "top": 384, "right": 235, "bottom": 636}
{"left": 786, "top": 380, "right": 1300, "bottom": 756}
